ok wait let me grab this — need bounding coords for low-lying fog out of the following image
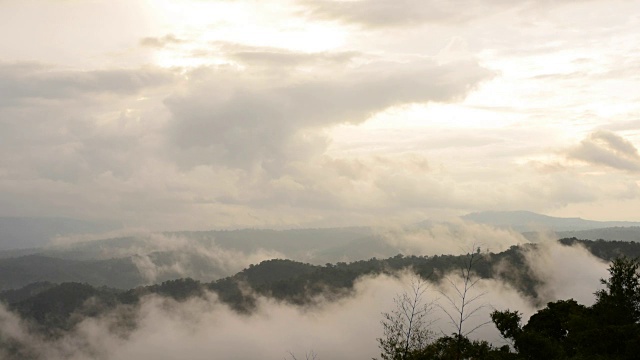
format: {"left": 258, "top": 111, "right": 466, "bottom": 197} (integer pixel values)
{"left": 0, "top": 237, "right": 608, "bottom": 360}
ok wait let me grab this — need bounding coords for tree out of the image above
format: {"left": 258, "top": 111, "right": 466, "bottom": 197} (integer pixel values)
{"left": 495, "top": 299, "right": 587, "bottom": 359}
{"left": 377, "top": 276, "right": 435, "bottom": 360}
{"left": 594, "top": 256, "right": 640, "bottom": 324}
{"left": 491, "top": 256, "right": 640, "bottom": 360}
{"left": 437, "top": 245, "right": 490, "bottom": 360}
{"left": 588, "top": 256, "right": 640, "bottom": 359}
{"left": 413, "top": 335, "right": 514, "bottom": 360}
{"left": 490, "top": 309, "right": 521, "bottom": 345}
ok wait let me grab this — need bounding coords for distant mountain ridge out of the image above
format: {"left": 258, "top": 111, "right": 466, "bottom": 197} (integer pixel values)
{"left": 4, "top": 238, "right": 640, "bottom": 339}
{"left": 0, "top": 217, "right": 117, "bottom": 250}
{"left": 523, "top": 226, "right": 640, "bottom": 243}
{"left": 3, "top": 211, "right": 639, "bottom": 252}
{"left": 0, "top": 227, "right": 392, "bottom": 291}
{"left": 2, "top": 211, "right": 640, "bottom": 292}
{"left": 462, "top": 210, "right": 640, "bottom": 232}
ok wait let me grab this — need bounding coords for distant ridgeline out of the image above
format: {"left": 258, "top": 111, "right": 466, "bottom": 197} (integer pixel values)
{"left": 0, "top": 238, "right": 639, "bottom": 338}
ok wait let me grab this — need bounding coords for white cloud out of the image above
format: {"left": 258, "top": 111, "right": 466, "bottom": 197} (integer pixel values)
{"left": 378, "top": 219, "right": 527, "bottom": 256}
{"left": 522, "top": 240, "right": 609, "bottom": 305}
{"left": 0, "top": 0, "right": 639, "bottom": 227}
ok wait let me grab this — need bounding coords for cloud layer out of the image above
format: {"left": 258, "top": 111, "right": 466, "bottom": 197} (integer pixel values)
{"left": 0, "top": 0, "right": 639, "bottom": 229}
{"left": 0, "top": 242, "right": 610, "bottom": 359}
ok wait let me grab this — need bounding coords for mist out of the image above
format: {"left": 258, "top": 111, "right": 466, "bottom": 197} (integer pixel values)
{"left": 11, "top": 219, "right": 533, "bottom": 289}
{"left": 0, "top": 240, "right": 612, "bottom": 360}
{"left": 377, "top": 219, "right": 528, "bottom": 256}
{"left": 47, "top": 231, "right": 286, "bottom": 284}
{"left": 123, "top": 233, "right": 285, "bottom": 284}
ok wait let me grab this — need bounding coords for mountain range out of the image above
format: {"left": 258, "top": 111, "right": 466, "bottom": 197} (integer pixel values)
{"left": 2, "top": 211, "right": 640, "bottom": 291}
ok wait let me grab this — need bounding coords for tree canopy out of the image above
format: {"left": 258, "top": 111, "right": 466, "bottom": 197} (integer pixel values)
{"left": 491, "top": 256, "right": 640, "bottom": 360}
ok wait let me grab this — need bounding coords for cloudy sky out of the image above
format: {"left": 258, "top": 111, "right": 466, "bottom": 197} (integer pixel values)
{"left": 1, "top": 0, "right": 639, "bottom": 230}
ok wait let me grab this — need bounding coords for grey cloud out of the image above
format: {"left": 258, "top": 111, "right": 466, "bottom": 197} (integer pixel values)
{"left": 299, "top": 0, "right": 546, "bottom": 28}
{"left": 592, "top": 131, "right": 640, "bottom": 156}
{"left": 300, "top": 0, "right": 481, "bottom": 27}
{"left": 230, "top": 49, "right": 357, "bottom": 67}
{"left": 0, "top": 104, "right": 157, "bottom": 184}
{"left": 568, "top": 130, "right": 640, "bottom": 171}
{"left": 0, "top": 62, "right": 176, "bottom": 105}
{"left": 212, "top": 42, "right": 360, "bottom": 67}
{"left": 0, "top": 69, "right": 175, "bottom": 226}
{"left": 300, "top": 0, "right": 608, "bottom": 28}
{"left": 140, "top": 34, "right": 186, "bottom": 48}
{"left": 165, "top": 58, "right": 493, "bottom": 170}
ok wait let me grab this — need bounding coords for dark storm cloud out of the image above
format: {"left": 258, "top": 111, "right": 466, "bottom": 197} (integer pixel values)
{"left": 164, "top": 58, "right": 493, "bottom": 169}
{"left": 568, "top": 130, "right": 640, "bottom": 172}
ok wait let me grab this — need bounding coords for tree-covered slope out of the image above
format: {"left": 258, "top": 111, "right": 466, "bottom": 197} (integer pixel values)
{"left": 3, "top": 238, "right": 640, "bottom": 338}
{"left": 0, "top": 255, "right": 143, "bottom": 291}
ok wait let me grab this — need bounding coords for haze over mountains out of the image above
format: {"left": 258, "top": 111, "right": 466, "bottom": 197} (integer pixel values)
{"left": 1, "top": 236, "right": 637, "bottom": 359}
{"left": 2, "top": 210, "right": 640, "bottom": 359}
{"left": 462, "top": 210, "right": 640, "bottom": 232}
{"left": 3, "top": 210, "right": 640, "bottom": 251}
{"left": 1, "top": 211, "right": 640, "bottom": 292}
{"left": 463, "top": 211, "right": 640, "bottom": 242}
{"left": 0, "top": 217, "right": 118, "bottom": 251}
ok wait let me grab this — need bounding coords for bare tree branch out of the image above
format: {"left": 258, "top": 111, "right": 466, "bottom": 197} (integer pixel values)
{"left": 377, "top": 274, "right": 435, "bottom": 360}
{"left": 435, "top": 243, "right": 491, "bottom": 360}
{"left": 286, "top": 350, "right": 318, "bottom": 360}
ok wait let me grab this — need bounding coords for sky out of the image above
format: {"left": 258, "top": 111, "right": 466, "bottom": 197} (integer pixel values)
{"left": 1, "top": 0, "right": 639, "bottom": 230}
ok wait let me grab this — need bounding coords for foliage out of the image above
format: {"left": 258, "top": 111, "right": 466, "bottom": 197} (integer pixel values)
{"left": 490, "top": 309, "right": 521, "bottom": 343}
{"left": 594, "top": 256, "right": 640, "bottom": 323}
{"left": 0, "top": 255, "right": 143, "bottom": 291}
{"left": 491, "top": 256, "right": 640, "bottom": 360}
{"left": 11, "top": 282, "right": 119, "bottom": 336}
{"left": 414, "top": 335, "right": 515, "bottom": 360}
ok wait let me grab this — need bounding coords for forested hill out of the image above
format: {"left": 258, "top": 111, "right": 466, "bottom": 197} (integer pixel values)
{"left": 0, "top": 238, "right": 638, "bottom": 339}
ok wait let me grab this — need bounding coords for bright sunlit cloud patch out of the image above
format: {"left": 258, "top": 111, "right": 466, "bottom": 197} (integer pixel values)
{"left": 145, "top": 0, "right": 346, "bottom": 68}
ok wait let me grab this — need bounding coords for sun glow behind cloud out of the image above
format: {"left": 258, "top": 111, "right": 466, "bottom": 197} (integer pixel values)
{"left": 145, "top": 0, "right": 346, "bottom": 68}
{"left": 1, "top": 0, "right": 640, "bottom": 228}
